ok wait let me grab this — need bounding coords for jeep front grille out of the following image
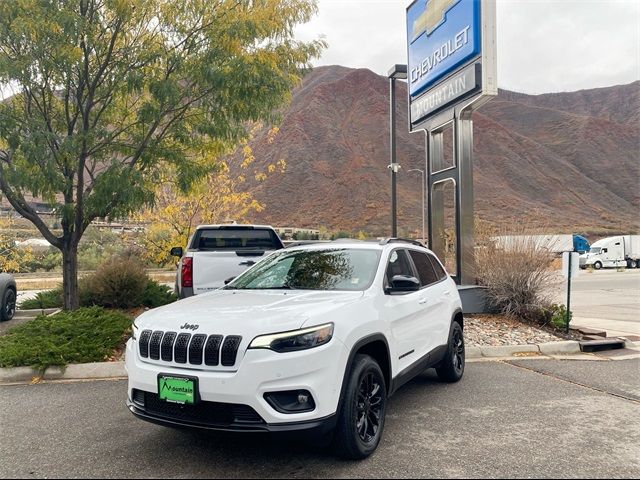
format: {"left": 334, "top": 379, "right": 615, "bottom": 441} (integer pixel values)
{"left": 149, "top": 331, "right": 163, "bottom": 360}
{"left": 204, "top": 335, "right": 223, "bottom": 366}
{"left": 139, "top": 330, "right": 242, "bottom": 368}
{"left": 188, "top": 334, "right": 207, "bottom": 365}
{"left": 161, "top": 332, "right": 177, "bottom": 362}
{"left": 174, "top": 333, "right": 191, "bottom": 364}
{"left": 221, "top": 336, "right": 242, "bottom": 367}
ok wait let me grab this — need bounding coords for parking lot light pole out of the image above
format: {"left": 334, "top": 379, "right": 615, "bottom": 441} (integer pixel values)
{"left": 408, "top": 168, "right": 426, "bottom": 243}
{"left": 388, "top": 64, "right": 407, "bottom": 238}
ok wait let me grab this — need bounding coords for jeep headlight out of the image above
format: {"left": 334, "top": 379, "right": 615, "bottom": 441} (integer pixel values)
{"left": 249, "top": 324, "right": 334, "bottom": 353}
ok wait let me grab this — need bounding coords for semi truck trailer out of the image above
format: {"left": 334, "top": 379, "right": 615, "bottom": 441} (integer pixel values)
{"left": 491, "top": 234, "right": 590, "bottom": 254}
{"left": 579, "top": 235, "right": 640, "bottom": 269}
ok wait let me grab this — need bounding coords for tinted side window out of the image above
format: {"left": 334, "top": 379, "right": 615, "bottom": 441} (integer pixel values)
{"left": 409, "top": 251, "right": 439, "bottom": 287}
{"left": 385, "top": 250, "right": 415, "bottom": 284}
{"left": 192, "top": 229, "right": 281, "bottom": 250}
{"left": 427, "top": 254, "right": 448, "bottom": 281}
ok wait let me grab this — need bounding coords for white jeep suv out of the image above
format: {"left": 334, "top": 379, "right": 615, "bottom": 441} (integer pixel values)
{"left": 126, "top": 239, "right": 465, "bottom": 459}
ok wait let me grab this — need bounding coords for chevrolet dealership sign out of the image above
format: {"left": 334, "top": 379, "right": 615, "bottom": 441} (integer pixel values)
{"left": 407, "top": 0, "right": 496, "bottom": 127}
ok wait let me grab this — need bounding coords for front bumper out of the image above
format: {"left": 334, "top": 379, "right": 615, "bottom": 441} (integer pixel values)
{"left": 125, "top": 336, "right": 347, "bottom": 428}
{"left": 126, "top": 399, "right": 336, "bottom": 435}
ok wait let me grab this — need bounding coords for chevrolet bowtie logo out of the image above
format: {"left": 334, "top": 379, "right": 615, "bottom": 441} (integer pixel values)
{"left": 412, "top": 0, "right": 461, "bottom": 41}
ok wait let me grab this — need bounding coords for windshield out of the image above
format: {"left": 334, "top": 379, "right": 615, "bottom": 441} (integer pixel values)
{"left": 589, "top": 247, "right": 602, "bottom": 254}
{"left": 226, "top": 248, "right": 381, "bottom": 291}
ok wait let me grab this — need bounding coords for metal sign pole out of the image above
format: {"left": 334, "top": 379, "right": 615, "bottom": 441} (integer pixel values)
{"left": 456, "top": 109, "right": 476, "bottom": 284}
{"left": 566, "top": 252, "right": 572, "bottom": 334}
{"left": 390, "top": 76, "right": 398, "bottom": 238}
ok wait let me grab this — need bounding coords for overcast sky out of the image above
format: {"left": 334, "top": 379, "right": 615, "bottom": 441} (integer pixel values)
{"left": 295, "top": 0, "right": 640, "bottom": 94}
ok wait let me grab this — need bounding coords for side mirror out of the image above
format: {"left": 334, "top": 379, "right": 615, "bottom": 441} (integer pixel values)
{"left": 386, "top": 275, "right": 421, "bottom": 294}
{"left": 170, "top": 247, "right": 183, "bottom": 257}
{"left": 224, "top": 276, "right": 236, "bottom": 285}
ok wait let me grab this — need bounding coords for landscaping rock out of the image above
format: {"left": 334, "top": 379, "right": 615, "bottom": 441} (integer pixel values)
{"left": 465, "top": 315, "right": 580, "bottom": 347}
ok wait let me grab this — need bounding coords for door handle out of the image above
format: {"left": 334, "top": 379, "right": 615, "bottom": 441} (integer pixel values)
{"left": 418, "top": 298, "right": 429, "bottom": 305}
{"left": 239, "top": 260, "right": 256, "bottom": 266}
{"left": 444, "top": 290, "right": 452, "bottom": 296}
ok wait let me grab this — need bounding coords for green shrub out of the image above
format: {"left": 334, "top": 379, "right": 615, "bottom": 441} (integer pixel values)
{"left": 0, "top": 307, "right": 132, "bottom": 371}
{"left": 20, "top": 279, "right": 178, "bottom": 310}
{"left": 80, "top": 257, "right": 148, "bottom": 309}
{"left": 142, "top": 280, "right": 177, "bottom": 308}
{"left": 20, "top": 287, "right": 63, "bottom": 310}
{"left": 548, "top": 303, "right": 572, "bottom": 330}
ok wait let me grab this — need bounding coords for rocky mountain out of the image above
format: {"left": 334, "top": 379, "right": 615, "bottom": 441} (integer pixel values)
{"left": 240, "top": 66, "right": 639, "bottom": 236}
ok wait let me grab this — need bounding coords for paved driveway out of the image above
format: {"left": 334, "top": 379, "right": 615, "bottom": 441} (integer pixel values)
{"left": 1, "top": 359, "right": 638, "bottom": 478}
{"left": 552, "top": 270, "right": 640, "bottom": 337}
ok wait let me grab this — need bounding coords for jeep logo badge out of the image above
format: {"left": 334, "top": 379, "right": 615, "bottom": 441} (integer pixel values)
{"left": 180, "top": 323, "right": 199, "bottom": 331}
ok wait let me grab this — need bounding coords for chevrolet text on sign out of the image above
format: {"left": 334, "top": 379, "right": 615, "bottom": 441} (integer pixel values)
{"left": 407, "top": 0, "right": 483, "bottom": 125}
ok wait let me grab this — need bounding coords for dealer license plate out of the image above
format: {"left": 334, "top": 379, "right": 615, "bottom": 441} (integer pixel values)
{"left": 157, "top": 375, "right": 197, "bottom": 405}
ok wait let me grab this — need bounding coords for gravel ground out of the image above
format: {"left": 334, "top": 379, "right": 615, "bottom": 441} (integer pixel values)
{"left": 465, "top": 314, "right": 581, "bottom": 347}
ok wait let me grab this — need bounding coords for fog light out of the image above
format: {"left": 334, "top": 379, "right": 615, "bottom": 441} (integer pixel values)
{"left": 264, "top": 390, "right": 316, "bottom": 414}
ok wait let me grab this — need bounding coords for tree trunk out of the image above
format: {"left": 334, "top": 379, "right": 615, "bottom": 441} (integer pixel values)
{"left": 62, "top": 240, "right": 80, "bottom": 310}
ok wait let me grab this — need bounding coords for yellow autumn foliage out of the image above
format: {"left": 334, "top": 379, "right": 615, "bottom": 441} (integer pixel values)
{"left": 0, "top": 218, "right": 35, "bottom": 273}
{"left": 135, "top": 145, "right": 286, "bottom": 266}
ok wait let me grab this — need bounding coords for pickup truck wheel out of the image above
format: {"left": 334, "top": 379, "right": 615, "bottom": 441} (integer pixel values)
{"left": 594, "top": 261, "right": 602, "bottom": 270}
{"left": 1, "top": 288, "right": 16, "bottom": 322}
{"left": 436, "top": 322, "right": 465, "bottom": 383}
{"left": 334, "top": 354, "right": 387, "bottom": 460}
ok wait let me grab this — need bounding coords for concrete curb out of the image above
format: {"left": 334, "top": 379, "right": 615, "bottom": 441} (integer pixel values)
{"left": 0, "top": 341, "right": 592, "bottom": 384}
{"left": 13, "top": 308, "right": 60, "bottom": 319}
{"left": 469, "top": 341, "right": 582, "bottom": 359}
{"left": 0, "top": 361, "right": 125, "bottom": 384}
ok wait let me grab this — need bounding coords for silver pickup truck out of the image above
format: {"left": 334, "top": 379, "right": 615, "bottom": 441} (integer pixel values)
{"left": 171, "top": 225, "right": 284, "bottom": 298}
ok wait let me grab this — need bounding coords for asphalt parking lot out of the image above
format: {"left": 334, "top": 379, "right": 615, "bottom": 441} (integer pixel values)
{"left": 551, "top": 270, "right": 640, "bottom": 337}
{"left": 1, "top": 359, "right": 639, "bottom": 479}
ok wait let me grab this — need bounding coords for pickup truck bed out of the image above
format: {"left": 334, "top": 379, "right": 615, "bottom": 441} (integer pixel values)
{"left": 175, "top": 225, "right": 284, "bottom": 298}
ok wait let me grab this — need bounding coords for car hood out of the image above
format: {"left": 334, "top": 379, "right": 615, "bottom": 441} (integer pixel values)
{"left": 134, "top": 289, "right": 364, "bottom": 336}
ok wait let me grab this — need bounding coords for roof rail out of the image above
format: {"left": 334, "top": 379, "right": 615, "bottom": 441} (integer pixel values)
{"left": 331, "top": 238, "right": 364, "bottom": 243}
{"left": 379, "top": 238, "right": 425, "bottom": 247}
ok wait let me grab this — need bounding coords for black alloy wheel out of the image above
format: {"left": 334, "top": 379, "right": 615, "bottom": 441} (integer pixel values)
{"left": 334, "top": 354, "right": 387, "bottom": 459}
{"left": 356, "top": 372, "right": 384, "bottom": 444}
{"left": 436, "top": 321, "right": 465, "bottom": 383}
{"left": 1, "top": 289, "right": 16, "bottom": 321}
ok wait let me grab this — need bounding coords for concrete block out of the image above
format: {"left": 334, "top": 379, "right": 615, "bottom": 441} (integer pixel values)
{"left": 538, "top": 341, "right": 581, "bottom": 355}
{"left": 61, "top": 361, "right": 126, "bottom": 380}
{"left": 466, "top": 346, "right": 482, "bottom": 359}
{"left": 480, "top": 345, "right": 540, "bottom": 358}
{"left": 0, "top": 366, "right": 40, "bottom": 383}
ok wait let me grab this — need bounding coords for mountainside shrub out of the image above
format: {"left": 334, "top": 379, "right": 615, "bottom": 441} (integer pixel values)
{"left": 80, "top": 257, "right": 148, "bottom": 309}
{"left": 476, "top": 232, "right": 560, "bottom": 324}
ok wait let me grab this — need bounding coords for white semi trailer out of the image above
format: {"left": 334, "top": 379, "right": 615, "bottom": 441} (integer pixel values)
{"left": 579, "top": 235, "right": 640, "bottom": 269}
{"left": 491, "top": 234, "right": 590, "bottom": 254}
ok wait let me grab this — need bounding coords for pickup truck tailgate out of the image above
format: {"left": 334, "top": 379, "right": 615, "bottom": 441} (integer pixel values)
{"left": 192, "top": 250, "right": 270, "bottom": 295}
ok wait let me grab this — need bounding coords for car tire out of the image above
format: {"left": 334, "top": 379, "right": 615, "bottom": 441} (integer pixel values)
{"left": 594, "top": 261, "right": 602, "bottom": 270}
{"left": 436, "top": 322, "right": 465, "bottom": 383}
{"left": 333, "top": 354, "right": 387, "bottom": 460}
{"left": 1, "top": 288, "right": 16, "bottom": 322}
